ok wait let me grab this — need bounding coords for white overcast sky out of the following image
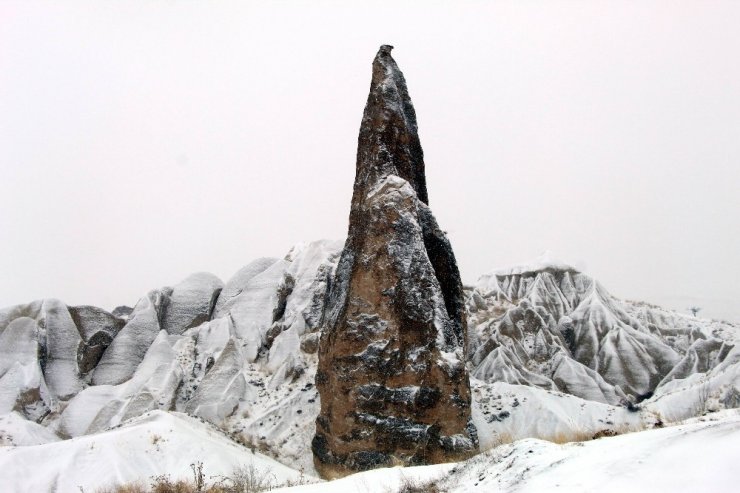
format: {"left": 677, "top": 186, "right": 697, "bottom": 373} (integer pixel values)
{"left": 1, "top": 1, "right": 738, "bottom": 321}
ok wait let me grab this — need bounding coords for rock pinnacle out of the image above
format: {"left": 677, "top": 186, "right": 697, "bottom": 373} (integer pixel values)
{"left": 312, "top": 46, "right": 478, "bottom": 479}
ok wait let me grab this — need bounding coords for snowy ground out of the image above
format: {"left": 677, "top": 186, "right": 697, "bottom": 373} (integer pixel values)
{"left": 1, "top": 408, "right": 737, "bottom": 492}
{"left": 276, "top": 409, "right": 740, "bottom": 493}
{"left": 0, "top": 411, "right": 306, "bottom": 493}
{"left": 439, "top": 409, "right": 740, "bottom": 493}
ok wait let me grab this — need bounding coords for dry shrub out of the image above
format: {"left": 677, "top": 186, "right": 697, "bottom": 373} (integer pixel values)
{"left": 93, "top": 481, "right": 148, "bottom": 493}
{"left": 482, "top": 422, "right": 645, "bottom": 450}
{"left": 149, "top": 475, "right": 199, "bottom": 493}
{"left": 95, "top": 462, "right": 286, "bottom": 493}
{"left": 477, "top": 431, "right": 516, "bottom": 453}
{"left": 394, "top": 474, "right": 444, "bottom": 493}
{"left": 212, "top": 463, "right": 277, "bottom": 492}
{"left": 541, "top": 429, "right": 602, "bottom": 444}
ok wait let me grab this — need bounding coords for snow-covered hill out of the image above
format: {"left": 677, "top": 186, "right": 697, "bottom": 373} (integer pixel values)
{"left": 468, "top": 252, "right": 738, "bottom": 414}
{"left": 273, "top": 409, "right": 740, "bottom": 493}
{"left": 0, "top": 242, "right": 738, "bottom": 491}
{"left": 0, "top": 410, "right": 305, "bottom": 493}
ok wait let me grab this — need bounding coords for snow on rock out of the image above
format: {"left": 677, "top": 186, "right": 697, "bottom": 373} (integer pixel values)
{"left": 161, "top": 272, "right": 223, "bottom": 335}
{"left": 0, "top": 300, "right": 84, "bottom": 400}
{"left": 659, "top": 338, "right": 733, "bottom": 384}
{"left": 184, "top": 338, "right": 248, "bottom": 423}
{"left": 0, "top": 412, "right": 60, "bottom": 446}
{"left": 472, "top": 346, "right": 558, "bottom": 391}
{"left": 467, "top": 255, "right": 738, "bottom": 409}
{"left": 275, "top": 410, "right": 740, "bottom": 493}
{"left": 68, "top": 305, "right": 126, "bottom": 374}
{"left": 92, "top": 290, "right": 165, "bottom": 385}
{"left": 112, "top": 305, "right": 133, "bottom": 319}
{"left": 550, "top": 352, "right": 627, "bottom": 404}
{"left": 645, "top": 344, "right": 740, "bottom": 422}
{"left": 212, "top": 257, "right": 280, "bottom": 315}
{"left": 58, "top": 330, "right": 184, "bottom": 437}
{"left": 267, "top": 327, "right": 301, "bottom": 376}
{"left": 492, "top": 251, "right": 577, "bottom": 277}
{"left": 229, "top": 365, "right": 320, "bottom": 474}
{"left": 175, "top": 316, "right": 234, "bottom": 409}
{"left": 569, "top": 283, "right": 680, "bottom": 397}
{"left": 0, "top": 317, "right": 41, "bottom": 380}
{"left": 0, "top": 317, "right": 54, "bottom": 420}
{"left": 35, "top": 299, "right": 85, "bottom": 399}
{"left": 213, "top": 258, "right": 290, "bottom": 362}
{"left": 470, "top": 380, "right": 645, "bottom": 450}
{"left": 5, "top": 240, "right": 344, "bottom": 467}
{"left": 437, "top": 409, "right": 740, "bottom": 493}
{"left": 55, "top": 384, "right": 119, "bottom": 438}
{"left": 0, "top": 410, "right": 304, "bottom": 493}
{"left": 266, "top": 240, "right": 342, "bottom": 377}
{"left": 279, "top": 240, "right": 343, "bottom": 336}
{"left": 27, "top": 240, "right": 344, "bottom": 473}
{"left": 0, "top": 301, "right": 44, "bottom": 333}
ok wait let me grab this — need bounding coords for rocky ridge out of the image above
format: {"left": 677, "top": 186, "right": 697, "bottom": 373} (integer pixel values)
{"left": 467, "top": 252, "right": 738, "bottom": 420}
{"left": 0, "top": 242, "right": 738, "bottom": 480}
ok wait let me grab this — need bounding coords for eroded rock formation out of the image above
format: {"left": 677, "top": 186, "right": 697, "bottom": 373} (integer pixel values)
{"left": 312, "top": 45, "right": 478, "bottom": 478}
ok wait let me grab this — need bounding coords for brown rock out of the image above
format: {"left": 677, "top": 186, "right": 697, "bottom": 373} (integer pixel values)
{"left": 312, "top": 45, "right": 477, "bottom": 479}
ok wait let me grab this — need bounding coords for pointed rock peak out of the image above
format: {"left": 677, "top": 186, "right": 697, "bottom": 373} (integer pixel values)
{"left": 355, "top": 45, "right": 428, "bottom": 205}
{"left": 371, "top": 45, "right": 405, "bottom": 89}
{"left": 314, "top": 47, "right": 476, "bottom": 479}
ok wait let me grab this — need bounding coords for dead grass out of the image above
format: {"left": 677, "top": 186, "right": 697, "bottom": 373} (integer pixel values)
{"left": 479, "top": 431, "right": 514, "bottom": 452}
{"left": 391, "top": 474, "right": 444, "bottom": 493}
{"left": 93, "top": 461, "right": 310, "bottom": 493}
{"left": 93, "top": 481, "right": 148, "bottom": 493}
{"left": 481, "top": 422, "right": 646, "bottom": 452}
{"left": 542, "top": 429, "right": 607, "bottom": 444}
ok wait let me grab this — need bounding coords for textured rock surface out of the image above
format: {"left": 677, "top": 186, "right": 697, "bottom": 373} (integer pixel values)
{"left": 313, "top": 46, "right": 477, "bottom": 478}
{"left": 160, "top": 272, "right": 223, "bottom": 335}
{"left": 466, "top": 253, "right": 737, "bottom": 408}
{"left": 39, "top": 299, "right": 84, "bottom": 399}
{"left": 91, "top": 290, "right": 165, "bottom": 385}
{"left": 0, "top": 317, "right": 53, "bottom": 420}
{"left": 69, "top": 305, "right": 126, "bottom": 374}
{"left": 212, "top": 257, "right": 279, "bottom": 316}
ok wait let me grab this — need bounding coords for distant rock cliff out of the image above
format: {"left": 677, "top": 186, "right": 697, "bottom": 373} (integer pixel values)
{"left": 312, "top": 45, "right": 478, "bottom": 478}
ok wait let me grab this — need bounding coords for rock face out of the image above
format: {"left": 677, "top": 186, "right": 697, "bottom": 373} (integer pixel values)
{"left": 161, "top": 272, "right": 223, "bottom": 335}
{"left": 312, "top": 45, "right": 477, "bottom": 478}
{"left": 465, "top": 253, "right": 738, "bottom": 408}
{"left": 91, "top": 290, "right": 165, "bottom": 386}
{"left": 69, "top": 305, "right": 126, "bottom": 374}
{"left": 0, "top": 316, "right": 52, "bottom": 420}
